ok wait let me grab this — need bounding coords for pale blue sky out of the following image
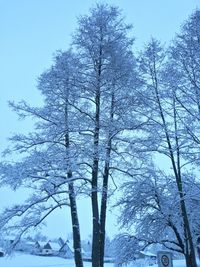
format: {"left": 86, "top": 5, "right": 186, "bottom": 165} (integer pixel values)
{"left": 1, "top": 0, "right": 200, "bottom": 239}
{"left": 1, "top": 0, "right": 200, "bottom": 146}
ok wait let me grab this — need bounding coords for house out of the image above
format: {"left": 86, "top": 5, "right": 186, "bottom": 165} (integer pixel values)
{"left": 2, "top": 236, "right": 45, "bottom": 254}
{"left": 58, "top": 237, "right": 65, "bottom": 247}
{"left": 33, "top": 240, "right": 67, "bottom": 257}
{"left": 50, "top": 241, "right": 62, "bottom": 256}
{"left": 59, "top": 239, "right": 74, "bottom": 258}
{"left": 2, "top": 236, "right": 83, "bottom": 259}
{"left": 32, "top": 241, "right": 53, "bottom": 256}
{"left": 41, "top": 242, "right": 53, "bottom": 256}
{"left": 31, "top": 241, "right": 41, "bottom": 254}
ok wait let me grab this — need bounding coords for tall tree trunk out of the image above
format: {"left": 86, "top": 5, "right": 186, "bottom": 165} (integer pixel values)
{"left": 91, "top": 40, "right": 103, "bottom": 267}
{"left": 185, "top": 252, "right": 197, "bottom": 267}
{"left": 91, "top": 165, "right": 100, "bottom": 267}
{"left": 65, "top": 102, "right": 84, "bottom": 267}
{"left": 91, "top": 89, "right": 101, "bottom": 267}
{"left": 180, "top": 198, "right": 197, "bottom": 267}
{"left": 68, "top": 178, "right": 84, "bottom": 267}
{"left": 99, "top": 91, "right": 114, "bottom": 267}
{"left": 160, "top": 97, "right": 197, "bottom": 267}
{"left": 99, "top": 161, "right": 109, "bottom": 267}
{"left": 152, "top": 60, "right": 197, "bottom": 267}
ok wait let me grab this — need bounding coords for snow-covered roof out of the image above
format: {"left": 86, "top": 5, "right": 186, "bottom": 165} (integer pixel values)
{"left": 58, "top": 237, "right": 65, "bottom": 246}
{"left": 43, "top": 243, "right": 52, "bottom": 250}
{"left": 37, "top": 241, "right": 45, "bottom": 248}
{"left": 61, "top": 240, "right": 73, "bottom": 252}
{"left": 67, "top": 240, "right": 73, "bottom": 251}
{"left": 26, "top": 241, "right": 36, "bottom": 245}
{"left": 49, "top": 242, "right": 61, "bottom": 251}
{"left": 37, "top": 241, "right": 62, "bottom": 251}
{"left": 140, "top": 251, "right": 156, "bottom": 257}
{"left": 61, "top": 240, "right": 85, "bottom": 253}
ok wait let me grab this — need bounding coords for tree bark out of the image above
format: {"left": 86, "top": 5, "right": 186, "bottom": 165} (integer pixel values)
{"left": 99, "top": 161, "right": 109, "bottom": 267}
{"left": 65, "top": 101, "right": 84, "bottom": 267}
{"left": 185, "top": 252, "right": 197, "bottom": 267}
{"left": 68, "top": 179, "right": 84, "bottom": 267}
{"left": 91, "top": 89, "right": 101, "bottom": 267}
{"left": 99, "top": 91, "right": 114, "bottom": 267}
{"left": 91, "top": 35, "right": 103, "bottom": 267}
{"left": 150, "top": 50, "right": 197, "bottom": 267}
{"left": 160, "top": 96, "right": 197, "bottom": 267}
{"left": 91, "top": 168, "right": 100, "bottom": 267}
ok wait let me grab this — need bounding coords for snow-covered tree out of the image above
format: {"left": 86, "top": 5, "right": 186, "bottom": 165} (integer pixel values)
{"left": 0, "top": 4, "right": 143, "bottom": 267}
{"left": 118, "top": 166, "right": 200, "bottom": 259}
{"left": 5, "top": 5, "right": 200, "bottom": 267}
{"left": 117, "top": 37, "right": 200, "bottom": 267}
{"left": 140, "top": 39, "right": 197, "bottom": 266}
{"left": 72, "top": 4, "right": 141, "bottom": 267}
{"left": 111, "top": 233, "right": 142, "bottom": 267}
{"left": 0, "top": 50, "right": 84, "bottom": 267}
{"left": 167, "top": 10, "right": 200, "bottom": 166}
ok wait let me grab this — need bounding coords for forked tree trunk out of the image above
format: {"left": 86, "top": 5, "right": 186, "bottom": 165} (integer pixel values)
{"left": 99, "top": 91, "right": 114, "bottom": 267}
{"left": 91, "top": 37, "right": 103, "bottom": 266}
{"left": 91, "top": 89, "right": 101, "bottom": 267}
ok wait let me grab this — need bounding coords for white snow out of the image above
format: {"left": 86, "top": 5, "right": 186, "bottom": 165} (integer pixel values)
{"left": 129, "top": 258, "right": 200, "bottom": 267}
{"left": 1, "top": 253, "right": 199, "bottom": 267}
{"left": 150, "top": 259, "right": 186, "bottom": 267}
{"left": 0, "top": 253, "right": 114, "bottom": 267}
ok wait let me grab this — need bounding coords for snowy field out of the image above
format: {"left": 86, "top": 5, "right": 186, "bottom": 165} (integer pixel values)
{"left": 0, "top": 253, "right": 114, "bottom": 267}
{"left": 0, "top": 253, "right": 198, "bottom": 267}
{"left": 151, "top": 259, "right": 186, "bottom": 267}
{"left": 133, "top": 259, "right": 199, "bottom": 267}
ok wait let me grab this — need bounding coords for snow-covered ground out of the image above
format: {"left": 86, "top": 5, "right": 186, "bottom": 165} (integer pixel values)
{"left": 131, "top": 258, "right": 200, "bottom": 267}
{"left": 0, "top": 253, "right": 199, "bottom": 267}
{"left": 0, "top": 253, "right": 114, "bottom": 267}
{"left": 151, "top": 259, "right": 185, "bottom": 267}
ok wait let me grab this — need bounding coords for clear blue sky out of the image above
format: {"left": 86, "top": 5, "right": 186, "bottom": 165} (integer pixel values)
{"left": 1, "top": 0, "right": 200, "bottom": 239}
